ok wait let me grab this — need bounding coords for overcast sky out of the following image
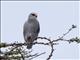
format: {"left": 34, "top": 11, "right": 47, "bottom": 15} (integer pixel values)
{"left": 1, "top": 1, "right": 80, "bottom": 60}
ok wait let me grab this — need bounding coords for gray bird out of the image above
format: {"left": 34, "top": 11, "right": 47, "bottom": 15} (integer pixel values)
{"left": 23, "top": 12, "right": 40, "bottom": 49}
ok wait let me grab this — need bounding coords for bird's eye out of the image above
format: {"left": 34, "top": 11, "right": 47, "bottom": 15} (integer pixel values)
{"left": 32, "top": 14, "right": 35, "bottom": 16}
{"left": 32, "top": 14, "right": 37, "bottom": 17}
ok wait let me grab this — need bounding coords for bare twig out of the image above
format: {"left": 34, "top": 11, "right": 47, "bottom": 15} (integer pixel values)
{"left": 47, "top": 42, "right": 54, "bottom": 60}
{"left": 29, "top": 52, "right": 46, "bottom": 60}
{"left": 37, "top": 37, "right": 51, "bottom": 42}
{"left": 52, "top": 24, "right": 77, "bottom": 42}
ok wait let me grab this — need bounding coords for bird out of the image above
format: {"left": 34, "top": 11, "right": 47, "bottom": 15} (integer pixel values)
{"left": 23, "top": 12, "right": 40, "bottom": 49}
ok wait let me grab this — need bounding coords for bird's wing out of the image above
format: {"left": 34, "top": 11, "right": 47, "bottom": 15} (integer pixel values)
{"left": 23, "top": 21, "right": 29, "bottom": 37}
{"left": 36, "top": 22, "right": 40, "bottom": 34}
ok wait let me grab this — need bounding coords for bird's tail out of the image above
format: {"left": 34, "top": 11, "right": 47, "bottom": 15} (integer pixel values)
{"left": 27, "top": 35, "right": 33, "bottom": 49}
{"left": 27, "top": 44, "right": 32, "bottom": 49}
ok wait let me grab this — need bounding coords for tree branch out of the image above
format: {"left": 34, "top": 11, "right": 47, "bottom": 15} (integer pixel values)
{"left": 0, "top": 25, "right": 79, "bottom": 60}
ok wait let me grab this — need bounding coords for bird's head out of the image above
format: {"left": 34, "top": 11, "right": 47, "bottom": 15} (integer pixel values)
{"left": 29, "top": 12, "right": 37, "bottom": 19}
